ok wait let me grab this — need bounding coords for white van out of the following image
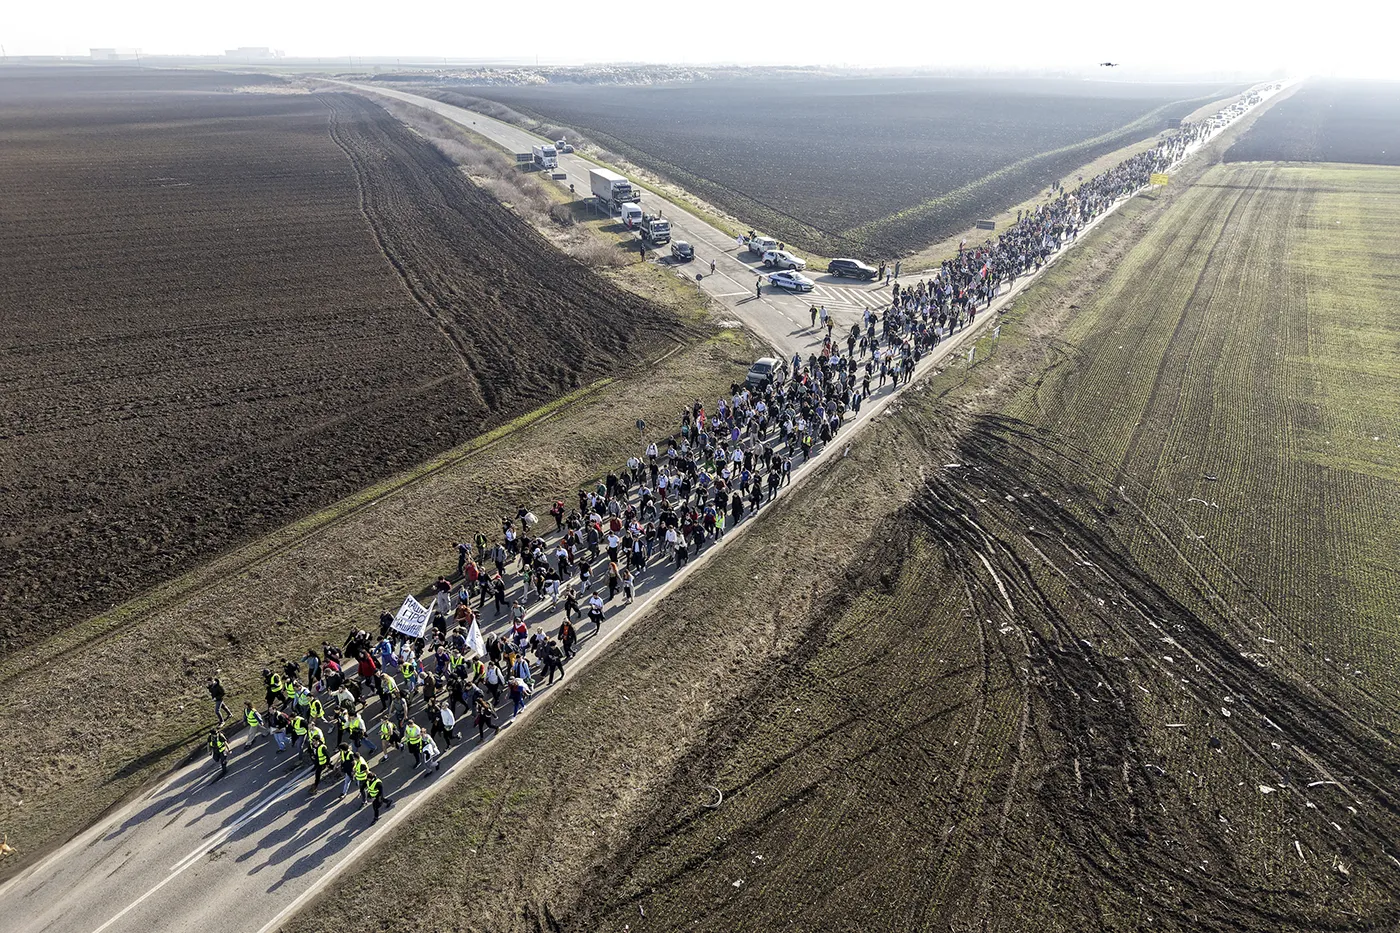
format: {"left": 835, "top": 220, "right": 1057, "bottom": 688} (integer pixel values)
{"left": 620, "top": 203, "right": 643, "bottom": 228}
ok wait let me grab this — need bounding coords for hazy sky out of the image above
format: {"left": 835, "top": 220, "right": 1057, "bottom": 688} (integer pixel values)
{"left": 3, "top": 0, "right": 1393, "bottom": 79}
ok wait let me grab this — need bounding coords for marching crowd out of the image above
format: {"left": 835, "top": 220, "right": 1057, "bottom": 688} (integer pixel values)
{"left": 199, "top": 96, "right": 1255, "bottom": 825}
{"left": 850, "top": 112, "right": 1226, "bottom": 342}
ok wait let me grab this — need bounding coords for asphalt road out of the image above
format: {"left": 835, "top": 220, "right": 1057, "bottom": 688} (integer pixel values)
{"left": 340, "top": 81, "right": 891, "bottom": 358}
{"left": 0, "top": 79, "right": 1288, "bottom": 933}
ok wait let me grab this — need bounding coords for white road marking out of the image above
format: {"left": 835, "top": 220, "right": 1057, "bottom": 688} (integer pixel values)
{"left": 86, "top": 766, "right": 311, "bottom": 933}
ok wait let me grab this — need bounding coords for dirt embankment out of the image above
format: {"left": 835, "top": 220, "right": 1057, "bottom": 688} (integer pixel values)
{"left": 0, "top": 75, "right": 681, "bottom": 655}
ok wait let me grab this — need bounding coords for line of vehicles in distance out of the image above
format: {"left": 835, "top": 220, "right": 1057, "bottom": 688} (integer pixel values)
{"left": 584, "top": 164, "right": 880, "bottom": 290}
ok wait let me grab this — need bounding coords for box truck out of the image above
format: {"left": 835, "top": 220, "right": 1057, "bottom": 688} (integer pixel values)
{"left": 589, "top": 167, "right": 639, "bottom": 208}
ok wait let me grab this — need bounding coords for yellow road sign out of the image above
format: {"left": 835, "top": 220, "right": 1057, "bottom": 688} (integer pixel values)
{"left": 1150, "top": 173, "right": 1170, "bottom": 186}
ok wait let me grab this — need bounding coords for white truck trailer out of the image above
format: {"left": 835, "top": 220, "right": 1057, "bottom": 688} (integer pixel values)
{"left": 589, "top": 167, "right": 640, "bottom": 209}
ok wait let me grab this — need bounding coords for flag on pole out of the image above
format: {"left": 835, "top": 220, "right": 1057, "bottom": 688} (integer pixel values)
{"left": 980, "top": 263, "right": 988, "bottom": 279}
{"left": 466, "top": 619, "right": 486, "bottom": 658}
{"left": 992, "top": 325, "right": 1001, "bottom": 340}
{"left": 968, "top": 346, "right": 976, "bottom": 364}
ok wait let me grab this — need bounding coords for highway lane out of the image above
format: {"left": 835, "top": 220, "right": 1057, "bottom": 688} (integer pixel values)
{"left": 339, "top": 81, "right": 890, "bottom": 358}
{"left": 0, "top": 79, "right": 1289, "bottom": 933}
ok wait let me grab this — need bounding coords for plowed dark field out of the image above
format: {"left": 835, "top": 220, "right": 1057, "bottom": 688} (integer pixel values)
{"left": 1225, "top": 79, "right": 1400, "bottom": 164}
{"left": 0, "top": 69, "right": 679, "bottom": 653}
{"left": 445, "top": 77, "right": 1238, "bottom": 255}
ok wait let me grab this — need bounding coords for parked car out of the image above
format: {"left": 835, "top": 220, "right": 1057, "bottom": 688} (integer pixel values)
{"left": 827, "top": 258, "right": 879, "bottom": 280}
{"left": 745, "top": 357, "right": 782, "bottom": 389}
{"left": 762, "top": 249, "right": 806, "bottom": 271}
{"left": 670, "top": 240, "right": 695, "bottom": 261}
{"left": 746, "top": 235, "right": 779, "bottom": 255}
{"left": 767, "top": 270, "right": 815, "bottom": 292}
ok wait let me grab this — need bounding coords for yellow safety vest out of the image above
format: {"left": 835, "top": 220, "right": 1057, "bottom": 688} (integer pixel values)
{"left": 292, "top": 716, "right": 307, "bottom": 737}
{"left": 366, "top": 777, "right": 382, "bottom": 799}
{"left": 244, "top": 709, "right": 258, "bottom": 727}
{"left": 354, "top": 758, "right": 369, "bottom": 782}
{"left": 405, "top": 723, "right": 422, "bottom": 746}
{"left": 315, "top": 744, "right": 329, "bottom": 765}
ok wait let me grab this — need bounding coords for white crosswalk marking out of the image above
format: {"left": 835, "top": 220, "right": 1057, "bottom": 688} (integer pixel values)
{"left": 809, "top": 282, "right": 885, "bottom": 315}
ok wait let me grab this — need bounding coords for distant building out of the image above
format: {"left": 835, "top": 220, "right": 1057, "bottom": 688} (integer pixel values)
{"left": 90, "top": 48, "right": 141, "bottom": 61}
{"left": 224, "top": 47, "right": 284, "bottom": 59}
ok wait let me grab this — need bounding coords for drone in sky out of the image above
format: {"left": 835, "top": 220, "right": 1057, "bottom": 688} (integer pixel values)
{"left": 1099, "top": 62, "right": 1120, "bottom": 67}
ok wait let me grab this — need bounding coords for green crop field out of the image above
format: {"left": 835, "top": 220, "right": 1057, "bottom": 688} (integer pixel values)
{"left": 1000, "top": 161, "right": 1400, "bottom": 719}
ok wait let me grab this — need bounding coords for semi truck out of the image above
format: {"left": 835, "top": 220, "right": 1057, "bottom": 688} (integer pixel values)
{"left": 589, "top": 167, "right": 640, "bottom": 208}
{"left": 640, "top": 213, "right": 671, "bottom": 245}
{"left": 531, "top": 143, "right": 558, "bottom": 171}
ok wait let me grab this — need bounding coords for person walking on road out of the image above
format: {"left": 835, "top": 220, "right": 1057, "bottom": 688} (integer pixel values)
{"left": 378, "top": 718, "right": 402, "bottom": 758}
{"left": 208, "top": 728, "right": 230, "bottom": 780}
{"left": 558, "top": 618, "right": 578, "bottom": 660}
{"left": 542, "top": 639, "right": 566, "bottom": 685}
{"left": 309, "top": 737, "right": 330, "bottom": 795}
{"left": 337, "top": 743, "right": 359, "bottom": 798}
{"left": 587, "top": 593, "right": 605, "bottom": 636}
{"left": 403, "top": 720, "right": 425, "bottom": 767}
{"left": 366, "top": 771, "right": 392, "bottom": 824}
{"left": 243, "top": 702, "right": 270, "bottom": 749}
{"left": 755, "top": 276, "right": 763, "bottom": 299}
{"left": 473, "top": 694, "right": 499, "bottom": 742}
{"left": 352, "top": 751, "right": 371, "bottom": 803}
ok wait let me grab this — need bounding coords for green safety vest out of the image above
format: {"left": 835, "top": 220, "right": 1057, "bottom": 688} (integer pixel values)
{"left": 269, "top": 674, "right": 283, "bottom": 693}
{"left": 245, "top": 709, "right": 259, "bottom": 727}
{"left": 309, "top": 699, "right": 324, "bottom": 719}
{"left": 292, "top": 716, "right": 307, "bottom": 737}
{"left": 382, "top": 675, "right": 397, "bottom": 695}
{"left": 209, "top": 733, "right": 228, "bottom": 754}
{"left": 309, "top": 725, "right": 325, "bottom": 745}
{"left": 282, "top": 680, "right": 296, "bottom": 701}
{"left": 366, "top": 777, "right": 382, "bottom": 799}
{"left": 405, "top": 723, "right": 422, "bottom": 746}
{"left": 315, "top": 744, "right": 329, "bottom": 765}
{"left": 379, "top": 721, "right": 395, "bottom": 740}
{"left": 339, "top": 749, "right": 355, "bottom": 766}
{"left": 354, "top": 758, "right": 369, "bottom": 782}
